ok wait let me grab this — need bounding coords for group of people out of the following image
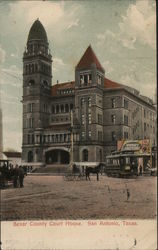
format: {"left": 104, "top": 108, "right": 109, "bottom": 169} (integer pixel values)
{"left": 0, "top": 163, "right": 26, "bottom": 188}
{"left": 12, "top": 165, "right": 25, "bottom": 188}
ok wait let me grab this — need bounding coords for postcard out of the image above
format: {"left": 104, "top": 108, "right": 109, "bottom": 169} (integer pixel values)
{"left": 0, "top": 0, "right": 157, "bottom": 249}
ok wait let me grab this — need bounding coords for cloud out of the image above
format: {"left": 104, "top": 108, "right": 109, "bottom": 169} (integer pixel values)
{"left": 67, "top": 18, "right": 79, "bottom": 30}
{"left": 118, "top": 0, "right": 156, "bottom": 49}
{"left": 3, "top": 130, "right": 22, "bottom": 152}
{"left": 3, "top": 115, "right": 21, "bottom": 125}
{"left": 97, "top": 30, "right": 116, "bottom": 46}
{"left": 2, "top": 65, "right": 22, "bottom": 77}
{"left": 8, "top": 1, "right": 82, "bottom": 41}
{"left": 102, "top": 60, "right": 114, "bottom": 74}
{"left": 53, "top": 57, "right": 65, "bottom": 72}
{"left": 0, "top": 45, "right": 6, "bottom": 64}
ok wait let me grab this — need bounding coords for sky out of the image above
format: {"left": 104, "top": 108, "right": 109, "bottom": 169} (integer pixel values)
{"left": 0, "top": 0, "right": 156, "bottom": 152}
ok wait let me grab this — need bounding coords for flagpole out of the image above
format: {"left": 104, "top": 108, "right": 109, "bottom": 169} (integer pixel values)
{"left": 70, "top": 110, "right": 73, "bottom": 171}
{"left": 150, "top": 138, "right": 152, "bottom": 168}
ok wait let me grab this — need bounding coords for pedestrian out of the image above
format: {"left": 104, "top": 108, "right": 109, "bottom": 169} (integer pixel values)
{"left": 13, "top": 165, "right": 19, "bottom": 188}
{"left": 139, "top": 165, "right": 143, "bottom": 176}
{"left": 127, "top": 189, "right": 130, "bottom": 201}
{"left": 18, "top": 166, "right": 25, "bottom": 188}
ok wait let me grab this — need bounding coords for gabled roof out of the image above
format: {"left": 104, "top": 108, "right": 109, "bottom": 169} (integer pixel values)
{"left": 76, "top": 45, "right": 104, "bottom": 72}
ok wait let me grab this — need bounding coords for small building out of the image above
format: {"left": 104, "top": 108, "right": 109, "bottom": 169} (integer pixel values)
{"left": 3, "top": 152, "right": 22, "bottom": 166}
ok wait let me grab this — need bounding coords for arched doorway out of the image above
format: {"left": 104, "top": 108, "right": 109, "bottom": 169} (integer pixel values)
{"left": 28, "top": 151, "right": 33, "bottom": 162}
{"left": 82, "top": 149, "right": 88, "bottom": 162}
{"left": 45, "top": 149, "right": 70, "bottom": 164}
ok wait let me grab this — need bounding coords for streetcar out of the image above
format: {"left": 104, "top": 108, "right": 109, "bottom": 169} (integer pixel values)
{"left": 105, "top": 151, "right": 151, "bottom": 178}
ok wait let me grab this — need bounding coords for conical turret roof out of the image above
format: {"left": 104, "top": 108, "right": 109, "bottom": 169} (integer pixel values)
{"left": 76, "top": 45, "right": 104, "bottom": 72}
{"left": 27, "top": 19, "right": 48, "bottom": 43}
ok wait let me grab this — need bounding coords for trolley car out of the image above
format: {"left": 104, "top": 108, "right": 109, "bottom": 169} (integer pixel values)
{"left": 105, "top": 151, "right": 150, "bottom": 178}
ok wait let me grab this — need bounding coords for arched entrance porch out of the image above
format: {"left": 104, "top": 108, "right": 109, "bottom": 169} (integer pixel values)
{"left": 45, "top": 148, "right": 70, "bottom": 165}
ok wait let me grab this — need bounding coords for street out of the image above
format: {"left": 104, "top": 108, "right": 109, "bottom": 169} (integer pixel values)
{"left": 1, "top": 175, "right": 157, "bottom": 220}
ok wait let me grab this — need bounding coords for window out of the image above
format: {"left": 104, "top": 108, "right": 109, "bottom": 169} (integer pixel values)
{"left": 81, "top": 114, "right": 84, "bottom": 125}
{"left": 43, "top": 104, "right": 48, "bottom": 113}
{"left": 51, "top": 105, "right": 55, "bottom": 113}
{"left": 61, "top": 105, "right": 64, "bottom": 113}
{"left": 56, "top": 105, "right": 59, "bottom": 113}
{"left": 144, "top": 109, "right": 146, "bottom": 118}
{"left": 88, "top": 97, "right": 91, "bottom": 107}
{"left": 28, "top": 151, "right": 33, "bottom": 163}
{"left": 97, "top": 74, "right": 102, "bottom": 85}
{"left": 28, "top": 134, "right": 30, "bottom": 144}
{"left": 112, "top": 131, "right": 116, "bottom": 141}
{"left": 80, "top": 74, "right": 92, "bottom": 85}
{"left": 124, "top": 115, "right": 128, "bottom": 126}
{"left": 82, "top": 149, "right": 88, "bottom": 162}
{"left": 153, "top": 126, "right": 155, "bottom": 133}
{"left": 88, "top": 113, "right": 91, "bottom": 124}
{"left": 124, "top": 99, "right": 128, "bottom": 109}
{"left": 81, "top": 98, "right": 85, "bottom": 107}
{"left": 29, "top": 118, "right": 34, "bottom": 128}
{"left": 112, "top": 98, "right": 116, "bottom": 108}
{"left": 144, "top": 123, "right": 146, "bottom": 131}
{"left": 98, "top": 131, "right": 102, "bottom": 141}
{"left": 111, "top": 115, "right": 116, "bottom": 124}
{"left": 31, "top": 134, "right": 34, "bottom": 144}
{"left": 70, "top": 103, "right": 73, "bottom": 110}
{"left": 28, "top": 79, "right": 35, "bottom": 86}
{"left": 88, "top": 131, "right": 91, "bottom": 138}
{"left": 98, "top": 114, "right": 102, "bottom": 125}
{"left": 81, "top": 131, "right": 85, "bottom": 138}
{"left": 28, "top": 103, "right": 34, "bottom": 112}
{"left": 65, "top": 104, "right": 69, "bottom": 113}
{"left": 124, "top": 132, "right": 128, "bottom": 139}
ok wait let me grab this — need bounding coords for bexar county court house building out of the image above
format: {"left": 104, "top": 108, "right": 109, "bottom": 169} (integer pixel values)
{"left": 22, "top": 20, "right": 156, "bottom": 166}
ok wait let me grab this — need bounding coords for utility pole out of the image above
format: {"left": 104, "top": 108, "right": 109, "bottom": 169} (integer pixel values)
{"left": 70, "top": 110, "right": 73, "bottom": 170}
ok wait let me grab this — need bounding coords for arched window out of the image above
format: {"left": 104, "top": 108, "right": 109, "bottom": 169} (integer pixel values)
{"left": 99, "top": 149, "right": 102, "bottom": 162}
{"left": 65, "top": 104, "right": 69, "bottom": 113}
{"left": 32, "top": 64, "right": 34, "bottom": 73}
{"left": 56, "top": 105, "right": 59, "bottom": 113}
{"left": 26, "top": 65, "right": 28, "bottom": 74}
{"left": 35, "top": 64, "right": 38, "bottom": 72}
{"left": 28, "top": 79, "right": 35, "bottom": 86}
{"left": 81, "top": 98, "right": 84, "bottom": 107}
{"left": 61, "top": 104, "right": 64, "bottom": 113}
{"left": 28, "top": 151, "right": 33, "bottom": 162}
{"left": 51, "top": 105, "right": 55, "bottom": 114}
{"left": 43, "top": 80, "right": 48, "bottom": 86}
{"left": 82, "top": 149, "right": 88, "bottom": 162}
{"left": 29, "top": 64, "right": 31, "bottom": 73}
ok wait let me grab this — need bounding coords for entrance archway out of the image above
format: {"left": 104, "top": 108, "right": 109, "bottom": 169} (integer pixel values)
{"left": 45, "top": 149, "right": 70, "bottom": 164}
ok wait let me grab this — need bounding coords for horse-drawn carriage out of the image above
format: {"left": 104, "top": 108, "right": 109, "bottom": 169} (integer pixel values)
{"left": 63, "top": 162, "right": 104, "bottom": 181}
